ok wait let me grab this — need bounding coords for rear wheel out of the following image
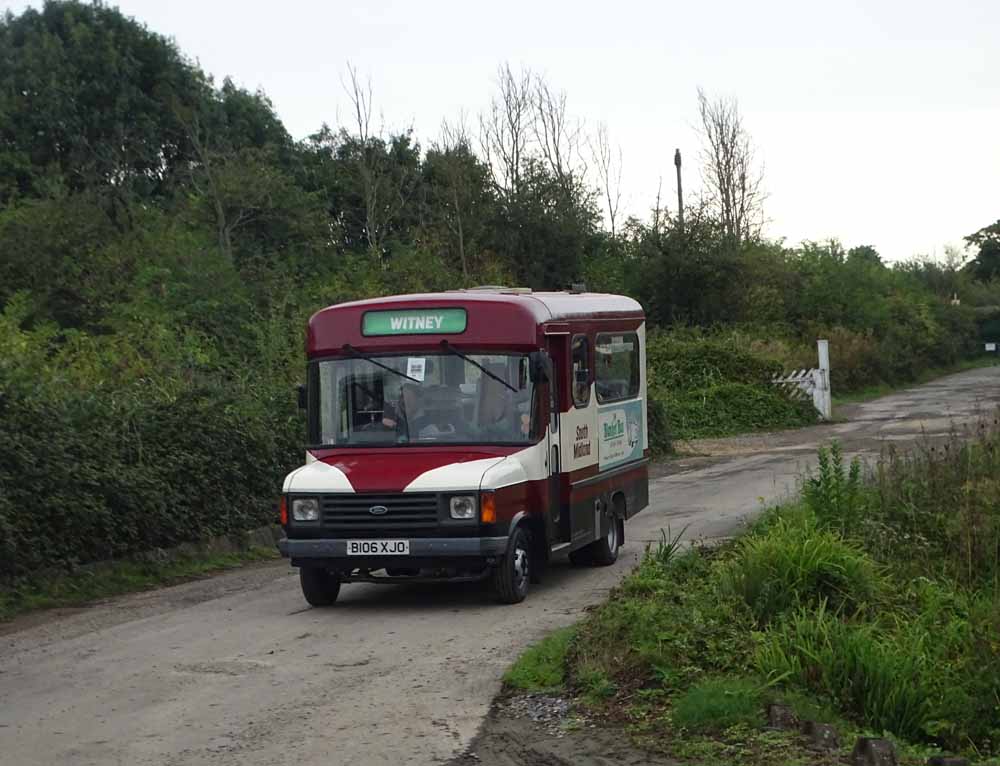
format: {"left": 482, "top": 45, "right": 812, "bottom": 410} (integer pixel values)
{"left": 299, "top": 567, "right": 341, "bottom": 607}
{"left": 492, "top": 526, "right": 531, "bottom": 604}
{"left": 589, "top": 515, "right": 621, "bottom": 566}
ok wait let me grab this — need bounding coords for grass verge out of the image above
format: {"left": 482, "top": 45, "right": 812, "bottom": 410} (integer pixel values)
{"left": 503, "top": 626, "right": 576, "bottom": 692}
{"left": 0, "top": 546, "right": 279, "bottom": 622}
{"left": 505, "top": 426, "right": 1000, "bottom": 764}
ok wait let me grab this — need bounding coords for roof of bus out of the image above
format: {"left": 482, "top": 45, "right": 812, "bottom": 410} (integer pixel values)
{"left": 316, "top": 289, "right": 644, "bottom": 321}
{"left": 306, "top": 289, "right": 645, "bottom": 356}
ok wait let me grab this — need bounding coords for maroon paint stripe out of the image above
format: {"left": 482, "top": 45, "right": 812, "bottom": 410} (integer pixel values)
{"left": 308, "top": 446, "right": 520, "bottom": 493}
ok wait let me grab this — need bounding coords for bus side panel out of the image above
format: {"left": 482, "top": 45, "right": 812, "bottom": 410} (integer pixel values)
{"left": 567, "top": 460, "right": 648, "bottom": 526}
{"left": 489, "top": 479, "right": 547, "bottom": 525}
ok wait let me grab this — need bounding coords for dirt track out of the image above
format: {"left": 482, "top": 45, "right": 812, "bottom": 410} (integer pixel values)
{"left": 2, "top": 367, "right": 998, "bottom": 766}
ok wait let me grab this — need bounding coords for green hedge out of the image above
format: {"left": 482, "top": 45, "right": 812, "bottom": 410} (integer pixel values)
{"left": 645, "top": 331, "right": 817, "bottom": 446}
{"left": 0, "top": 385, "right": 301, "bottom": 581}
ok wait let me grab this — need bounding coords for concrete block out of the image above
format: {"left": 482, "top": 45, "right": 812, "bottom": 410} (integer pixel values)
{"left": 852, "top": 737, "right": 897, "bottom": 766}
{"left": 803, "top": 721, "right": 840, "bottom": 750}
{"left": 766, "top": 703, "right": 799, "bottom": 730}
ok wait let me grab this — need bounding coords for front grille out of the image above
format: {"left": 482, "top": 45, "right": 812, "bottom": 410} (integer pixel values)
{"left": 320, "top": 493, "right": 440, "bottom": 537}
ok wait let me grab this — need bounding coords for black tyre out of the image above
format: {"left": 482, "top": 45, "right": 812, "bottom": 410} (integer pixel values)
{"left": 568, "top": 546, "right": 593, "bottom": 566}
{"left": 299, "top": 567, "right": 341, "bottom": 607}
{"left": 492, "top": 526, "right": 531, "bottom": 604}
{"left": 589, "top": 515, "right": 621, "bottom": 566}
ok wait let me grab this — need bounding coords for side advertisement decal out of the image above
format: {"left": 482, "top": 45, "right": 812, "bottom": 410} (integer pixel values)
{"left": 597, "top": 399, "right": 644, "bottom": 470}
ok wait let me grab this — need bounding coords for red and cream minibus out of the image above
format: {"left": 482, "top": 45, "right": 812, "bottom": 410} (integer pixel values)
{"left": 278, "top": 288, "right": 649, "bottom": 604}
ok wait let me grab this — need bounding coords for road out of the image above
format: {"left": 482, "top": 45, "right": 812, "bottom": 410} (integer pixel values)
{"left": 2, "top": 366, "right": 998, "bottom": 766}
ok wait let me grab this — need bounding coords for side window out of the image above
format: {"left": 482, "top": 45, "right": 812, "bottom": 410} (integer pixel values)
{"left": 571, "top": 335, "right": 591, "bottom": 408}
{"left": 595, "top": 332, "right": 640, "bottom": 403}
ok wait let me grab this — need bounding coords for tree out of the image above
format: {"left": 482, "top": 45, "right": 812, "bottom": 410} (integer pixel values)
{"left": 340, "top": 64, "right": 420, "bottom": 263}
{"left": 965, "top": 220, "right": 1000, "bottom": 282}
{"left": 479, "top": 63, "right": 534, "bottom": 204}
{"left": 696, "top": 88, "right": 765, "bottom": 245}
{"left": 0, "top": 1, "right": 212, "bottom": 210}
{"left": 589, "top": 122, "right": 623, "bottom": 238}
{"left": 423, "top": 119, "right": 495, "bottom": 279}
{"left": 533, "top": 77, "right": 586, "bottom": 197}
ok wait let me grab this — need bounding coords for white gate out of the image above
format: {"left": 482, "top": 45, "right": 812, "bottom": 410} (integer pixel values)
{"left": 771, "top": 340, "right": 832, "bottom": 420}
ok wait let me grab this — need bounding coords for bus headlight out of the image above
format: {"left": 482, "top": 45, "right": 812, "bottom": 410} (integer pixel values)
{"left": 291, "top": 498, "right": 320, "bottom": 521}
{"left": 449, "top": 495, "right": 477, "bottom": 520}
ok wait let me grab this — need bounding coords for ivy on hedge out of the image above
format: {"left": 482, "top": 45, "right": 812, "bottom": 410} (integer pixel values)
{"left": 0, "top": 385, "right": 301, "bottom": 581}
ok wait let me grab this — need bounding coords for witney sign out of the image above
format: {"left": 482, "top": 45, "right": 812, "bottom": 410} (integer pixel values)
{"left": 362, "top": 309, "right": 468, "bottom": 336}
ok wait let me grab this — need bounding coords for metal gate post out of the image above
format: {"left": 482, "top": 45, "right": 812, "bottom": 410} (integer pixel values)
{"left": 816, "top": 339, "right": 832, "bottom": 420}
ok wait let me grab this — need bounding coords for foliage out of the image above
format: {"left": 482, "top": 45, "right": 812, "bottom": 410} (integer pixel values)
{"left": 502, "top": 627, "right": 576, "bottom": 692}
{"left": 645, "top": 330, "right": 817, "bottom": 442}
{"left": 553, "top": 426, "right": 1000, "bottom": 757}
{"left": 721, "top": 514, "right": 881, "bottom": 623}
{"left": 754, "top": 603, "right": 933, "bottom": 741}
{"left": 672, "top": 678, "right": 765, "bottom": 732}
{"left": 568, "top": 549, "right": 757, "bottom": 698}
{"left": 802, "top": 442, "right": 866, "bottom": 533}
{"left": 662, "top": 383, "right": 817, "bottom": 440}
{"left": 965, "top": 220, "right": 1000, "bottom": 283}
{"left": 0, "top": 1, "right": 993, "bottom": 585}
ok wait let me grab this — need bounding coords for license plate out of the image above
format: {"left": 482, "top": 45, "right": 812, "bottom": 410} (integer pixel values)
{"left": 347, "top": 540, "right": 410, "bottom": 556}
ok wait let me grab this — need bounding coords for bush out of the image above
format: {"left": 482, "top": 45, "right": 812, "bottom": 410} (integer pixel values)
{"left": 672, "top": 677, "right": 764, "bottom": 732}
{"left": 0, "top": 381, "right": 300, "bottom": 581}
{"left": 569, "top": 550, "right": 756, "bottom": 698}
{"left": 755, "top": 604, "right": 932, "bottom": 741}
{"left": 803, "top": 442, "right": 867, "bottom": 534}
{"left": 646, "top": 331, "right": 782, "bottom": 391}
{"left": 663, "top": 383, "right": 817, "bottom": 440}
{"left": 721, "top": 514, "right": 881, "bottom": 623}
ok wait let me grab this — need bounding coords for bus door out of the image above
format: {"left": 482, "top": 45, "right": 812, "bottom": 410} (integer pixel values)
{"left": 544, "top": 330, "right": 571, "bottom": 546}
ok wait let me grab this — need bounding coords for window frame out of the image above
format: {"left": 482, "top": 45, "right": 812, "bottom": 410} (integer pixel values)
{"left": 594, "top": 331, "right": 640, "bottom": 404}
{"left": 305, "top": 352, "right": 543, "bottom": 449}
{"left": 570, "top": 334, "right": 591, "bottom": 409}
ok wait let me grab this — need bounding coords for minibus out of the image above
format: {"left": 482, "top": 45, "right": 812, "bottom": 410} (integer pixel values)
{"left": 278, "top": 288, "right": 649, "bottom": 604}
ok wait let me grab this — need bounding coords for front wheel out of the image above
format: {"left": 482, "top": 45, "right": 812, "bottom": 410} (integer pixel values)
{"left": 299, "top": 567, "right": 341, "bottom": 607}
{"left": 492, "top": 526, "right": 531, "bottom": 604}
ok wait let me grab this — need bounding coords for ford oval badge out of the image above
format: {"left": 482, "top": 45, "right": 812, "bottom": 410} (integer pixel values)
{"left": 369, "top": 505, "right": 389, "bottom": 516}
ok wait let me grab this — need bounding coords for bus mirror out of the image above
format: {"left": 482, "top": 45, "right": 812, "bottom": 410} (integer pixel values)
{"left": 528, "top": 352, "right": 552, "bottom": 384}
{"left": 297, "top": 384, "right": 307, "bottom": 410}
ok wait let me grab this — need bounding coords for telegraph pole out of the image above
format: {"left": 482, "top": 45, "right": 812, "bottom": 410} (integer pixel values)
{"left": 674, "top": 148, "right": 684, "bottom": 232}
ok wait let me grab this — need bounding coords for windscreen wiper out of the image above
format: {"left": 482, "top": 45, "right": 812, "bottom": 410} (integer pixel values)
{"left": 341, "top": 344, "right": 421, "bottom": 383}
{"left": 439, "top": 340, "right": 518, "bottom": 393}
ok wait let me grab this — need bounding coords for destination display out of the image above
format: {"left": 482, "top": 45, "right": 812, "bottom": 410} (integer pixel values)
{"left": 362, "top": 308, "right": 468, "bottom": 336}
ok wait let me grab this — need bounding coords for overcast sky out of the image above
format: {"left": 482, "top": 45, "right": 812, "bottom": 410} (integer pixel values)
{"left": 6, "top": 0, "right": 999, "bottom": 261}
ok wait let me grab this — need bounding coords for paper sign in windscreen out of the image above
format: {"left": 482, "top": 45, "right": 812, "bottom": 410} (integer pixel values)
{"left": 407, "top": 357, "right": 426, "bottom": 381}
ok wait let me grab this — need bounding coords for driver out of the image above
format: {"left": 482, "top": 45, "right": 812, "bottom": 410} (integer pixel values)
{"left": 381, "top": 383, "right": 424, "bottom": 433}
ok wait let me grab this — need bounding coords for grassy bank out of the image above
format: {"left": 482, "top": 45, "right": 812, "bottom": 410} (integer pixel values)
{"left": 506, "top": 431, "right": 1000, "bottom": 764}
{"left": 0, "top": 545, "right": 279, "bottom": 622}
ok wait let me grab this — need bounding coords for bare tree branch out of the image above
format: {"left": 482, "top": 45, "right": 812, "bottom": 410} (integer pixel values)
{"left": 696, "top": 87, "right": 765, "bottom": 244}
{"left": 479, "top": 63, "right": 533, "bottom": 203}
{"left": 340, "top": 62, "right": 416, "bottom": 262}
{"left": 588, "top": 122, "right": 622, "bottom": 237}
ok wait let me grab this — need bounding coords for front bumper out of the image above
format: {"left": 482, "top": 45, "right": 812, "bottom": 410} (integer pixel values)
{"left": 278, "top": 536, "right": 509, "bottom": 559}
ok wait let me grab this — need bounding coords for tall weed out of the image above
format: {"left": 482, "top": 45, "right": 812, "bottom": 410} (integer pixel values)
{"left": 721, "top": 514, "right": 881, "bottom": 623}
